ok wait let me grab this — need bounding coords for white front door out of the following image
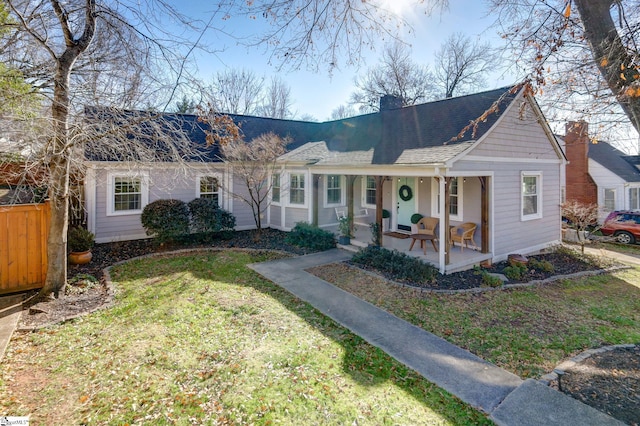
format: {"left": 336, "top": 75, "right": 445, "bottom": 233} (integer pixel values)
{"left": 396, "top": 177, "right": 417, "bottom": 232}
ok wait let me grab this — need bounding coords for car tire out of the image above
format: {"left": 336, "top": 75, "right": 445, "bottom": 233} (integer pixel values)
{"left": 615, "top": 231, "right": 635, "bottom": 244}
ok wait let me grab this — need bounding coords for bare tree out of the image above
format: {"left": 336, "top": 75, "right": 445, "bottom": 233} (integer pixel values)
{"left": 434, "top": 33, "right": 496, "bottom": 98}
{"left": 330, "top": 104, "right": 357, "bottom": 120}
{"left": 199, "top": 108, "right": 287, "bottom": 238}
{"left": 207, "top": 68, "right": 265, "bottom": 115}
{"left": 239, "top": 0, "right": 448, "bottom": 71}
{"left": 491, "top": 0, "right": 640, "bottom": 144}
{"left": 259, "top": 76, "right": 294, "bottom": 119}
{"left": 350, "top": 42, "right": 436, "bottom": 112}
{"left": 1, "top": 0, "right": 209, "bottom": 298}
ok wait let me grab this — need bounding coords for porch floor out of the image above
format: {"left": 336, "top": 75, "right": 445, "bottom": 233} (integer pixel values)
{"left": 332, "top": 224, "right": 491, "bottom": 274}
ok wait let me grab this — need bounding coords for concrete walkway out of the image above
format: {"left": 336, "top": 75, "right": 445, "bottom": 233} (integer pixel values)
{"left": 249, "top": 249, "right": 624, "bottom": 425}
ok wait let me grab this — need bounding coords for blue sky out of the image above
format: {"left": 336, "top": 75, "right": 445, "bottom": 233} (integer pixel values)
{"left": 175, "top": 1, "right": 513, "bottom": 120}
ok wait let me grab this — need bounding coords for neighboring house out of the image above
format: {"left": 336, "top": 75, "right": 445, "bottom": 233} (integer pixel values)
{"left": 562, "top": 121, "right": 640, "bottom": 221}
{"left": 85, "top": 83, "right": 566, "bottom": 274}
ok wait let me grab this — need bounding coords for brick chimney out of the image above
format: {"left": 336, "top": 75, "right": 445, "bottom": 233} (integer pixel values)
{"left": 379, "top": 95, "right": 403, "bottom": 111}
{"left": 564, "top": 121, "right": 598, "bottom": 205}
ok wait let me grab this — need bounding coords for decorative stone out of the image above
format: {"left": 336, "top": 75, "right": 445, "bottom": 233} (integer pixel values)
{"left": 508, "top": 254, "right": 528, "bottom": 267}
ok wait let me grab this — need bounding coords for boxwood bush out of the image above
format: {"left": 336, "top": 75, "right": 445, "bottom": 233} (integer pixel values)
{"left": 188, "top": 198, "right": 236, "bottom": 239}
{"left": 285, "top": 222, "right": 336, "bottom": 251}
{"left": 141, "top": 199, "right": 190, "bottom": 243}
{"left": 351, "top": 246, "right": 437, "bottom": 284}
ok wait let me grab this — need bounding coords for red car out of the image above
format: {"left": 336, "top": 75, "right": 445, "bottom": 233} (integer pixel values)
{"left": 600, "top": 211, "right": 640, "bottom": 244}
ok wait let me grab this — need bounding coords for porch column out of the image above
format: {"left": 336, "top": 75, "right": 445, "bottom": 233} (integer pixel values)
{"left": 312, "top": 174, "right": 320, "bottom": 226}
{"left": 346, "top": 175, "right": 356, "bottom": 235}
{"left": 479, "top": 176, "right": 489, "bottom": 253}
{"left": 444, "top": 177, "right": 451, "bottom": 267}
{"left": 375, "top": 176, "right": 385, "bottom": 246}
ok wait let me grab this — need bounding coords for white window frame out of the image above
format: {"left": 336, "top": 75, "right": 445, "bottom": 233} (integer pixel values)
{"left": 362, "top": 176, "right": 377, "bottom": 209}
{"left": 629, "top": 187, "right": 640, "bottom": 210}
{"left": 196, "top": 174, "right": 222, "bottom": 206}
{"left": 287, "top": 172, "right": 307, "bottom": 207}
{"left": 604, "top": 188, "right": 616, "bottom": 211}
{"left": 431, "top": 177, "right": 463, "bottom": 221}
{"left": 521, "top": 171, "right": 542, "bottom": 221}
{"left": 106, "top": 171, "right": 149, "bottom": 216}
{"left": 271, "top": 172, "right": 281, "bottom": 205}
{"left": 324, "top": 174, "right": 345, "bottom": 208}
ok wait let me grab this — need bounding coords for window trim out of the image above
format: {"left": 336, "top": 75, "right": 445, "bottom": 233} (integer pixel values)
{"left": 106, "top": 171, "right": 149, "bottom": 217}
{"left": 629, "top": 187, "right": 640, "bottom": 210}
{"left": 603, "top": 188, "right": 616, "bottom": 211}
{"left": 287, "top": 172, "right": 307, "bottom": 207}
{"left": 271, "top": 172, "right": 281, "bottom": 205}
{"left": 324, "top": 174, "right": 345, "bottom": 208}
{"left": 431, "top": 177, "right": 463, "bottom": 221}
{"left": 362, "top": 176, "right": 377, "bottom": 209}
{"left": 196, "top": 173, "right": 222, "bottom": 206}
{"left": 521, "top": 171, "right": 542, "bottom": 221}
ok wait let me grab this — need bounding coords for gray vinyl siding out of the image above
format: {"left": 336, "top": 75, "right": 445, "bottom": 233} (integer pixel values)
{"left": 270, "top": 205, "right": 282, "bottom": 228}
{"left": 470, "top": 104, "right": 559, "bottom": 160}
{"left": 285, "top": 208, "right": 308, "bottom": 229}
{"left": 455, "top": 159, "right": 562, "bottom": 258}
{"left": 228, "top": 183, "right": 258, "bottom": 229}
{"left": 91, "top": 165, "right": 231, "bottom": 243}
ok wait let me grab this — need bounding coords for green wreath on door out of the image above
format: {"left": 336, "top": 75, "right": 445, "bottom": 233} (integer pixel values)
{"left": 399, "top": 185, "right": 413, "bottom": 201}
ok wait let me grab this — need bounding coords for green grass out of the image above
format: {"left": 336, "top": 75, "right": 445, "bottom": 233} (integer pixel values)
{"left": 318, "top": 262, "right": 640, "bottom": 379}
{"left": 0, "top": 251, "right": 490, "bottom": 425}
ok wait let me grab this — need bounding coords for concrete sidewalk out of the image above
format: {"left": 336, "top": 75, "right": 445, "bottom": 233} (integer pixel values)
{"left": 249, "top": 249, "right": 624, "bottom": 425}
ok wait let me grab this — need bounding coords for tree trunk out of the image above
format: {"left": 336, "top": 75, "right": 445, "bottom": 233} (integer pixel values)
{"left": 575, "top": 0, "right": 640, "bottom": 133}
{"left": 38, "top": 0, "right": 96, "bottom": 298}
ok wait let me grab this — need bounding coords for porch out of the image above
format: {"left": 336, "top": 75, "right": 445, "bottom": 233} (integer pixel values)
{"left": 330, "top": 223, "right": 493, "bottom": 274}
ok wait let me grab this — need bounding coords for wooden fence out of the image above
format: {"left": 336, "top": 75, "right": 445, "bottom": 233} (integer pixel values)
{"left": 0, "top": 202, "right": 49, "bottom": 295}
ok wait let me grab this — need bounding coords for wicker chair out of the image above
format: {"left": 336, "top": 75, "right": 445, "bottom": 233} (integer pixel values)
{"left": 416, "top": 217, "right": 439, "bottom": 238}
{"left": 450, "top": 222, "right": 478, "bottom": 252}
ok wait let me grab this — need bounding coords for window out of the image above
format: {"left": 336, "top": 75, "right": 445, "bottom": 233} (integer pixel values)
{"left": 325, "top": 175, "right": 343, "bottom": 206}
{"left": 107, "top": 172, "right": 148, "bottom": 216}
{"left": 364, "top": 176, "right": 376, "bottom": 207}
{"left": 289, "top": 173, "right": 305, "bottom": 205}
{"left": 630, "top": 188, "right": 640, "bottom": 210}
{"left": 198, "top": 176, "right": 220, "bottom": 205}
{"left": 604, "top": 188, "right": 616, "bottom": 211}
{"left": 272, "top": 173, "right": 281, "bottom": 204}
{"left": 521, "top": 172, "right": 542, "bottom": 220}
{"left": 431, "top": 177, "right": 463, "bottom": 220}
{"left": 449, "top": 177, "right": 459, "bottom": 216}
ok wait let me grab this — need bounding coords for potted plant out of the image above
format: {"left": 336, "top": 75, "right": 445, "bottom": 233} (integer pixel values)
{"left": 337, "top": 216, "right": 355, "bottom": 245}
{"left": 382, "top": 209, "right": 391, "bottom": 232}
{"left": 68, "top": 227, "right": 95, "bottom": 265}
{"left": 410, "top": 213, "right": 424, "bottom": 234}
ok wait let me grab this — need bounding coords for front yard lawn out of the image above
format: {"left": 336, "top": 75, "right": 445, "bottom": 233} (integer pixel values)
{"left": 310, "top": 263, "right": 640, "bottom": 379}
{"left": 0, "top": 250, "right": 489, "bottom": 425}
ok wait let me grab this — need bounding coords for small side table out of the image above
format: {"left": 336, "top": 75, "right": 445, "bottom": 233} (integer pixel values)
{"left": 409, "top": 234, "right": 438, "bottom": 255}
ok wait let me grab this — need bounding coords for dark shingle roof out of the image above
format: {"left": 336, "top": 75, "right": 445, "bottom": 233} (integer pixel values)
{"left": 84, "top": 107, "right": 322, "bottom": 162}
{"left": 284, "top": 85, "right": 522, "bottom": 165}
{"left": 85, "top": 84, "right": 523, "bottom": 165}
{"left": 588, "top": 141, "right": 640, "bottom": 182}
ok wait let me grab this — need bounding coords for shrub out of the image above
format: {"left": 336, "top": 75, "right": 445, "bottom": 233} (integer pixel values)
{"left": 382, "top": 209, "right": 391, "bottom": 219}
{"left": 285, "top": 222, "right": 335, "bottom": 251}
{"left": 528, "top": 258, "right": 554, "bottom": 273}
{"left": 67, "top": 227, "right": 95, "bottom": 252}
{"left": 188, "top": 198, "right": 236, "bottom": 239}
{"left": 352, "top": 246, "right": 437, "bottom": 284}
{"left": 474, "top": 266, "right": 503, "bottom": 288}
{"left": 141, "top": 199, "right": 190, "bottom": 243}
{"left": 410, "top": 213, "right": 424, "bottom": 224}
{"left": 503, "top": 263, "right": 528, "bottom": 280}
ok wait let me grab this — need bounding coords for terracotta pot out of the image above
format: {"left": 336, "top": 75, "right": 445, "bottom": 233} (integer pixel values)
{"left": 69, "top": 250, "right": 92, "bottom": 265}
